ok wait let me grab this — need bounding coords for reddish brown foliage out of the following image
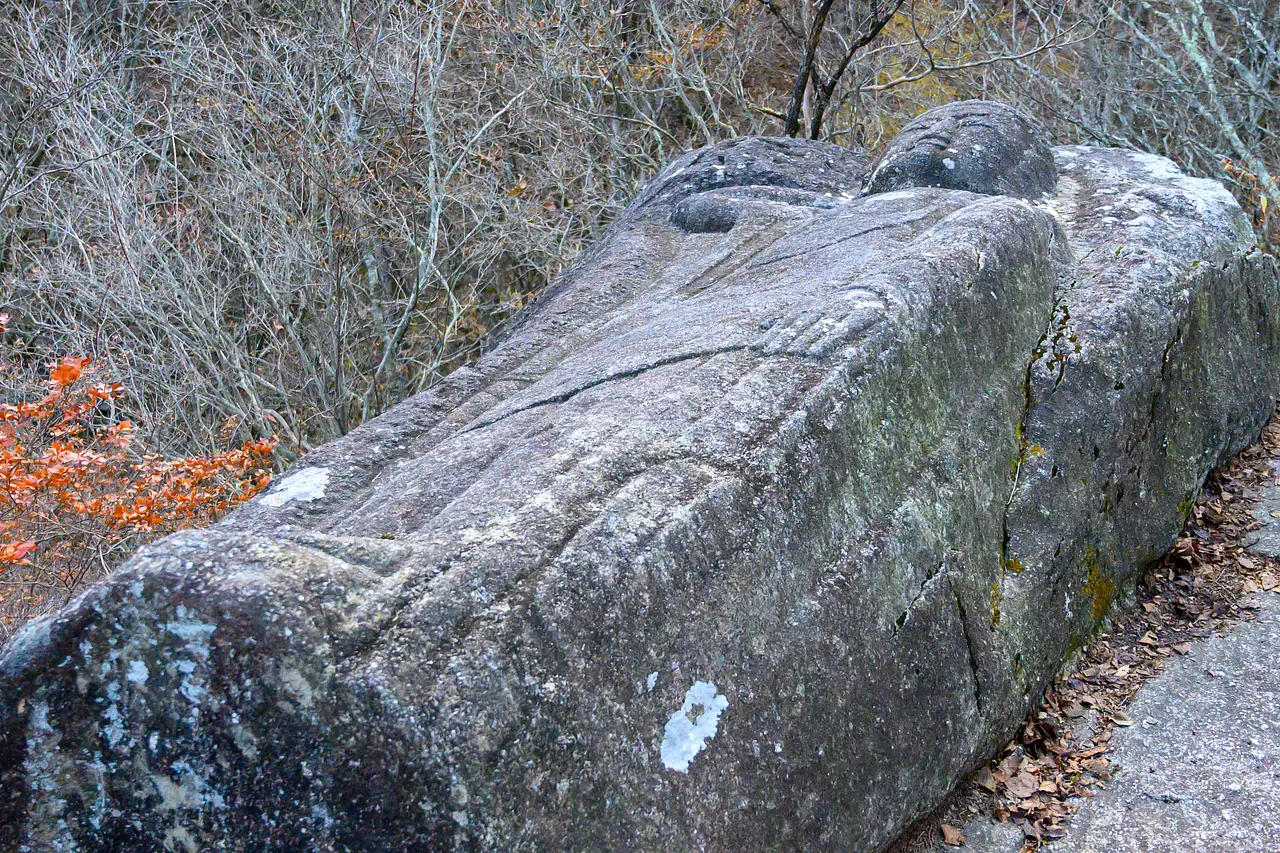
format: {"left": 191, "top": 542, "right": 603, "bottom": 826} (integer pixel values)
{"left": 0, "top": 315, "right": 275, "bottom": 639}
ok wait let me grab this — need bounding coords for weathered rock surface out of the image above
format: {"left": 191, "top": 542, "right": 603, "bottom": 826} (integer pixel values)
{"left": 864, "top": 101, "right": 1057, "bottom": 200}
{"left": 2, "top": 105, "right": 1277, "bottom": 852}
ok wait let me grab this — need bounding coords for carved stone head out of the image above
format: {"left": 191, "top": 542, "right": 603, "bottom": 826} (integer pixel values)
{"left": 863, "top": 100, "right": 1057, "bottom": 200}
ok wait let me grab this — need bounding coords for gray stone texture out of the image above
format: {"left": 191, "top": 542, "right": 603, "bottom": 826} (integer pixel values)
{"left": 864, "top": 101, "right": 1058, "bottom": 200}
{"left": 1, "top": 104, "right": 1278, "bottom": 852}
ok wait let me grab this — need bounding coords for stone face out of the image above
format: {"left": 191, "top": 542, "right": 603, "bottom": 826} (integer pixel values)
{"left": 1, "top": 118, "right": 1277, "bottom": 853}
{"left": 864, "top": 101, "right": 1057, "bottom": 200}
{"left": 634, "top": 134, "right": 869, "bottom": 214}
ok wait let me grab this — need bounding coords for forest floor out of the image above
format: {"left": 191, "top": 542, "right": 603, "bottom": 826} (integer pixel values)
{"left": 893, "top": 411, "right": 1280, "bottom": 853}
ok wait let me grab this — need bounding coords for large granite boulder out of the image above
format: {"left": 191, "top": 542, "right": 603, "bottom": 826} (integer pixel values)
{"left": 1, "top": 104, "right": 1277, "bottom": 853}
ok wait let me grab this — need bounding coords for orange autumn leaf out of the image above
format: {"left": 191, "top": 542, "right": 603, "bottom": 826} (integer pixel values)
{"left": 103, "top": 421, "right": 134, "bottom": 449}
{"left": 49, "top": 356, "right": 92, "bottom": 388}
{"left": 0, "top": 347, "right": 276, "bottom": 633}
{"left": 0, "top": 540, "right": 37, "bottom": 565}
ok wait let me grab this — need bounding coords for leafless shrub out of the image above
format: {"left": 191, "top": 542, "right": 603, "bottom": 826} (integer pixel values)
{"left": 0, "top": 0, "right": 778, "bottom": 455}
{"left": 971, "top": 0, "right": 1279, "bottom": 249}
{"left": 1, "top": 0, "right": 1272, "bottom": 463}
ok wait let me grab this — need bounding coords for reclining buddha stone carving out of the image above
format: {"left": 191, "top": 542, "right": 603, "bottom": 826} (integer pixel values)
{"left": 1, "top": 102, "right": 1275, "bottom": 853}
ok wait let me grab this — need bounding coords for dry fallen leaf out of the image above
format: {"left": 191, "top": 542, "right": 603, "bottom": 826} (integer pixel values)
{"left": 1081, "top": 757, "right": 1109, "bottom": 775}
{"left": 940, "top": 824, "right": 966, "bottom": 846}
{"left": 1111, "top": 712, "right": 1134, "bottom": 726}
{"left": 1007, "top": 771, "right": 1039, "bottom": 799}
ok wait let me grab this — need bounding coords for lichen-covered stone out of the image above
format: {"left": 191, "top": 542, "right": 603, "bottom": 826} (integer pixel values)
{"left": 1, "top": 124, "right": 1276, "bottom": 853}
{"left": 864, "top": 100, "right": 1057, "bottom": 200}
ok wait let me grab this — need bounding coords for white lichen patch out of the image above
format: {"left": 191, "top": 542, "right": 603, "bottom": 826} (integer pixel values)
{"left": 163, "top": 611, "right": 217, "bottom": 707}
{"left": 163, "top": 614, "right": 216, "bottom": 649}
{"left": 660, "top": 680, "right": 729, "bottom": 773}
{"left": 126, "top": 660, "right": 149, "bottom": 687}
{"left": 102, "top": 700, "right": 126, "bottom": 748}
{"left": 258, "top": 466, "right": 331, "bottom": 507}
{"left": 230, "top": 716, "right": 259, "bottom": 760}
{"left": 152, "top": 757, "right": 227, "bottom": 849}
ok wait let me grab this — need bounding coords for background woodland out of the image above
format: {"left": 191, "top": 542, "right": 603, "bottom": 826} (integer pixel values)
{"left": 0, "top": 0, "right": 1276, "bottom": 630}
